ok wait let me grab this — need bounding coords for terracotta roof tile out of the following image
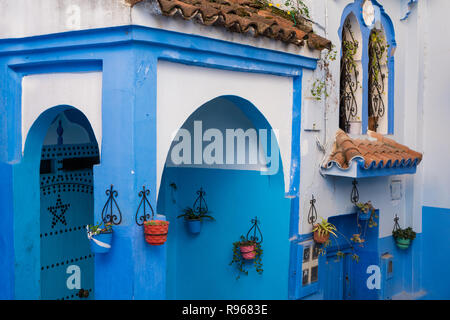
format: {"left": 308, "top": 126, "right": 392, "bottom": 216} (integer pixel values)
{"left": 126, "top": 0, "right": 331, "bottom": 50}
{"left": 322, "top": 129, "right": 423, "bottom": 170}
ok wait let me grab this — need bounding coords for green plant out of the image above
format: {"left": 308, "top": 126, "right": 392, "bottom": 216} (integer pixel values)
{"left": 230, "top": 236, "right": 263, "bottom": 280}
{"left": 177, "top": 206, "right": 215, "bottom": 221}
{"left": 87, "top": 220, "right": 112, "bottom": 236}
{"left": 314, "top": 217, "right": 360, "bottom": 263}
{"left": 356, "top": 201, "right": 378, "bottom": 228}
{"left": 310, "top": 45, "right": 337, "bottom": 101}
{"left": 393, "top": 227, "right": 416, "bottom": 241}
{"left": 313, "top": 217, "right": 337, "bottom": 238}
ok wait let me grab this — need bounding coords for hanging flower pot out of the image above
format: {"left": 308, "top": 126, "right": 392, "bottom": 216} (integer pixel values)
{"left": 87, "top": 222, "right": 113, "bottom": 254}
{"left": 177, "top": 188, "right": 214, "bottom": 235}
{"left": 392, "top": 216, "right": 416, "bottom": 250}
{"left": 355, "top": 201, "right": 376, "bottom": 221}
{"left": 395, "top": 238, "right": 411, "bottom": 250}
{"left": 186, "top": 218, "right": 202, "bottom": 234}
{"left": 312, "top": 218, "right": 336, "bottom": 244}
{"left": 144, "top": 220, "right": 169, "bottom": 245}
{"left": 240, "top": 244, "right": 256, "bottom": 260}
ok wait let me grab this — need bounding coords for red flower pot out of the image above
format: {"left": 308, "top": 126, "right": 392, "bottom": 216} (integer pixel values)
{"left": 313, "top": 225, "right": 330, "bottom": 244}
{"left": 240, "top": 245, "right": 256, "bottom": 260}
{"left": 144, "top": 220, "right": 169, "bottom": 245}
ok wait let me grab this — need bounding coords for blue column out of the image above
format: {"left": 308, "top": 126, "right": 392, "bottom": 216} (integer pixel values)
{"left": 93, "top": 47, "right": 163, "bottom": 299}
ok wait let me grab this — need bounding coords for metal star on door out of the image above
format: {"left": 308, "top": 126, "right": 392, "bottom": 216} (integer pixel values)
{"left": 47, "top": 195, "right": 70, "bottom": 228}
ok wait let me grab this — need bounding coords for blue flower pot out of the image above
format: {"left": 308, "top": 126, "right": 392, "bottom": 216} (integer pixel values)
{"left": 357, "top": 208, "right": 370, "bottom": 221}
{"left": 90, "top": 231, "right": 113, "bottom": 253}
{"left": 186, "top": 219, "right": 202, "bottom": 234}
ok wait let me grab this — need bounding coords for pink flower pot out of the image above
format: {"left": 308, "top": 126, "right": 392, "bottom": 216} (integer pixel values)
{"left": 240, "top": 245, "right": 256, "bottom": 260}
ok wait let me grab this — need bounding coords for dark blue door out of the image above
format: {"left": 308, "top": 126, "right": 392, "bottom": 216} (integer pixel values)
{"left": 40, "top": 138, "right": 99, "bottom": 300}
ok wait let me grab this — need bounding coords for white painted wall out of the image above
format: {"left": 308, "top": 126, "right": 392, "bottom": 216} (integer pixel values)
{"left": 298, "top": 0, "right": 431, "bottom": 237}
{"left": 157, "top": 61, "right": 293, "bottom": 196}
{"left": 0, "top": 0, "right": 319, "bottom": 59}
{"left": 22, "top": 72, "right": 103, "bottom": 153}
{"left": 9, "top": 0, "right": 450, "bottom": 239}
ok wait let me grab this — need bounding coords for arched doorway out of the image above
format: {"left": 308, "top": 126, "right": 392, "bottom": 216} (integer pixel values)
{"left": 17, "top": 106, "right": 99, "bottom": 300}
{"left": 157, "top": 96, "right": 291, "bottom": 299}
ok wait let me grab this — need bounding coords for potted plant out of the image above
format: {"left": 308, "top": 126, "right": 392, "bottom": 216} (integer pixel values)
{"left": 393, "top": 226, "right": 416, "bottom": 250}
{"left": 314, "top": 218, "right": 360, "bottom": 263}
{"left": 87, "top": 221, "right": 113, "bottom": 253}
{"left": 177, "top": 206, "right": 215, "bottom": 234}
{"left": 230, "top": 235, "right": 263, "bottom": 280}
{"left": 355, "top": 201, "right": 377, "bottom": 221}
{"left": 144, "top": 220, "right": 169, "bottom": 245}
{"left": 313, "top": 218, "right": 337, "bottom": 244}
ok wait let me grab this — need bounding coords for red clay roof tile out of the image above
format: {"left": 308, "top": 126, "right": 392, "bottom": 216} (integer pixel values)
{"left": 322, "top": 129, "right": 423, "bottom": 170}
{"left": 126, "top": 0, "right": 331, "bottom": 50}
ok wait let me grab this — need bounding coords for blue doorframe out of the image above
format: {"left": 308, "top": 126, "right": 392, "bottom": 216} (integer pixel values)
{"left": 0, "top": 25, "right": 318, "bottom": 299}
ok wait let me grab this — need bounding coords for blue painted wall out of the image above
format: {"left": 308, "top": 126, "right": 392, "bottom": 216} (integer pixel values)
{"left": 158, "top": 166, "right": 290, "bottom": 299}
{"left": 422, "top": 206, "right": 450, "bottom": 299}
{"left": 0, "top": 25, "right": 315, "bottom": 299}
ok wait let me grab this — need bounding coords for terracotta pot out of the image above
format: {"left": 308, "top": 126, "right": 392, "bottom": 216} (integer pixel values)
{"left": 313, "top": 225, "right": 330, "bottom": 244}
{"left": 240, "top": 245, "right": 256, "bottom": 260}
{"left": 144, "top": 220, "right": 169, "bottom": 245}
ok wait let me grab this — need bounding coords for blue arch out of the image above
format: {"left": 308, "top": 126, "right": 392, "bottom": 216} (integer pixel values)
{"left": 13, "top": 105, "right": 98, "bottom": 299}
{"left": 338, "top": 0, "right": 396, "bottom": 134}
{"left": 157, "top": 95, "right": 295, "bottom": 299}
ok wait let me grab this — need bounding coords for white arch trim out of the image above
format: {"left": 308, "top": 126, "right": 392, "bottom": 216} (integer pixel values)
{"left": 156, "top": 61, "right": 293, "bottom": 196}
{"left": 21, "top": 72, "right": 103, "bottom": 154}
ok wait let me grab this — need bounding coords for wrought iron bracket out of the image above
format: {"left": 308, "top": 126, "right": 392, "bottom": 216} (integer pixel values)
{"left": 308, "top": 195, "right": 318, "bottom": 225}
{"left": 246, "top": 216, "right": 263, "bottom": 244}
{"left": 101, "top": 185, "right": 122, "bottom": 225}
{"left": 193, "top": 187, "right": 208, "bottom": 215}
{"left": 351, "top": 179, "right": 360, "bottom": 204}
{"left": 135, "top": 186, "right": 155, "bottom": 226}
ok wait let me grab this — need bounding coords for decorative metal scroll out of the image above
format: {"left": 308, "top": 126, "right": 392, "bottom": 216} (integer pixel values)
{"left": 307, "top": 195, "right": 318, "bottom": 225}
{"left": 351, "top": 179, "right": 360, "bottom": 204}
{"left": 193, "top": 187, "right": 208, "bottom": 215}
{"left": 246, "top": 217, "right": 263, "bottom": 244}
{"left": 135, "top": 186, "right": 155, "bottom": 226}
{"left": 368, "top": 29, "right": 386, "bottom": 132}
{"left": 339, "top": 19, "right": 360, "bottom": 133}
{"left": 101, "top": 185, "right": 122, "bottom": 225}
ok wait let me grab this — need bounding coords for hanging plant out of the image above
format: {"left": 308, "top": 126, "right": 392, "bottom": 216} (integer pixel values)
{"left": 87, "top": 220, "right": 113, "bottom": 254}
{"left": 392, "top": 215, "right": 416, "bottom": 250}
{"left": 229, "top": 217, "right": 264, "bottom": 279}
{"left": 351, "top": 201, "right": 378, "bottom": 245}
{"left": 230, "top": 236, "right": 263, "bottom": 280}
{"left": 314, "top": 217, "right": 359, "bottom": 263}
{"left": 144, "top": 220, "right": 169, "bottom": 245}
{"left": 312, "top": 217, "right": 336, "bottom": 244}
{"left": 135, "top": 186, "right": 169, "bottom": 245}
{"left": 177, "top": 188, "right": 214, "bottom": 234}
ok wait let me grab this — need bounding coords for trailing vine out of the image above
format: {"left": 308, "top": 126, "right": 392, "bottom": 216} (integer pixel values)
{"left": 230, "top": 235, "right": 263, "bottom": 280}
{"left": 311, "top": 45, "right": 337, "bottom": 101}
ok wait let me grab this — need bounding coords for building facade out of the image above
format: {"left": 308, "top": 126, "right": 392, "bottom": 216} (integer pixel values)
{"left": 0, "top": 0, "right": 448, "bottom": 300}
